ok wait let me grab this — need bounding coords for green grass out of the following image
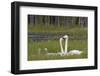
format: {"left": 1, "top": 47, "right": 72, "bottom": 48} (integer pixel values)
{"left": 28, "top": 24, "right": 88, "bottom": 61}
{"left": 28, "top": 24, "right": 87, "bottom": 35}
{"left": 28, "top": 39, "right": 87, "bottom": 61}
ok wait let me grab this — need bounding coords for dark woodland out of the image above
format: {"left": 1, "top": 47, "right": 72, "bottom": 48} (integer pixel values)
{"left": 28, "top": 15, "right": 87, "bottom": 27}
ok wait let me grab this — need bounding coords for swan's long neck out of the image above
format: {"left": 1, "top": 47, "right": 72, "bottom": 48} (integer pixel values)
{"left": 59, "top": 36, "right": 68, "bottom": 54}
{"left": 64, "top": 38, "right": 68, "bottom": 54}
{"left": 59, "top": 38, "right": 64, "bottom": 53}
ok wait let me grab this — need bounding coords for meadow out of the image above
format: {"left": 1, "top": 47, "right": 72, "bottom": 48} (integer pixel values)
{"left": 28, "top": 25, "right": 88, "bottom": 61}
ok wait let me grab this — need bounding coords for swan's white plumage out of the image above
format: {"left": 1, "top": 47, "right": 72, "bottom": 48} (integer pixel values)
{"left": 45, "top": 35, "right": 83, "bottom": 56}
{"left": 59, "top": 35, "right": 83, "bottom": 56}
{"left": 67, "top": 50, "right": 82, "bottom": 55}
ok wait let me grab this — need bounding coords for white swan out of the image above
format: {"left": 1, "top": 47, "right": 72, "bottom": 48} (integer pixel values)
{"left": 67, "top": 50, "right": 82, "bottom": 55}
{"left": 59, "top": 35, "right": 83, "bottom": 56}
{"left": 44, "top": 35, "right": 82, "bottom": 56}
